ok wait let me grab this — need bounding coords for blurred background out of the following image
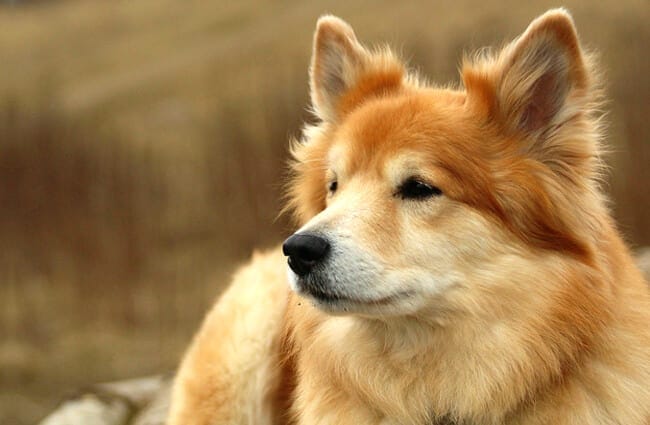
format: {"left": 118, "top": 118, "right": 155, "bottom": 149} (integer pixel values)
{"left": 0, "top": 0, "right": 647, "bottom": 423}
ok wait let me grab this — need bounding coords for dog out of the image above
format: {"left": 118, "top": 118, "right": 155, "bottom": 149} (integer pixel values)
{"left": 167, "top": 9, "right": 650, "bottom": 424}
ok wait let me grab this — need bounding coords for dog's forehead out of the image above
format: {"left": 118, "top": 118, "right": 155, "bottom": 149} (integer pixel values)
{"left": 332, "top": 89, "right": 470, "bottom": 172}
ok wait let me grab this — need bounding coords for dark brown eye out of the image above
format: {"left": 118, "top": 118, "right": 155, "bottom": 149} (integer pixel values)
{"left": 397, "top": 178, "right": 442, "bottom": 200}
{"left": 328, "top": 180, "right": 338, "bottom": 193}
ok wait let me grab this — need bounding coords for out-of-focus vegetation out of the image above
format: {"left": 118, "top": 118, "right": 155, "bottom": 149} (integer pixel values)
{"left": 0, "top": 0, "right": 648, "bottom": 423}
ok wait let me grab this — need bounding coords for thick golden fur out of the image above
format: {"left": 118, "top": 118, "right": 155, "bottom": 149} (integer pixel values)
{"left": 168, "top": 9, "right": 650, "bottom": 425}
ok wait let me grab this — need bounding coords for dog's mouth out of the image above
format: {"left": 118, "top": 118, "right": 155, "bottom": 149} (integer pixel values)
{"left": 301, "top": 284, "right": 412, "bottom": 308}
{"left": 288, "top": 259, "right": 414, "bottom": 313}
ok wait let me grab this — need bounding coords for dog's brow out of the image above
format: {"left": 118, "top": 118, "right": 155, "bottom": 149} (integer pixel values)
{"left": 327, "top": 145, "right": 346, "bottom": 171}
{"left": 385, "top": 154, "right": 423, "bottom": 179}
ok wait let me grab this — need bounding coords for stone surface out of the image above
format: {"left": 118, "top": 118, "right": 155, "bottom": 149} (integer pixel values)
{"left": 39, "top": 395, "right": 132, "bottom": 425}
{"left": 38, "top": 376, "right": 171, "bottom": 425}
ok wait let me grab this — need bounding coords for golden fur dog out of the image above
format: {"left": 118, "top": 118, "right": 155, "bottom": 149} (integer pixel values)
{"left": 168, "top": 9, "right": 650, "bottom": 424}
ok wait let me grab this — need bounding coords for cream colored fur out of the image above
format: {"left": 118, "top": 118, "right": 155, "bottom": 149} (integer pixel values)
{"left": 168, "top": 250, "right": 288, "bottom": 425}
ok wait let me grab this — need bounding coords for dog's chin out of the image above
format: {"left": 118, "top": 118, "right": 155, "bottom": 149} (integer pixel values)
{"left": 309, "top": 292, "right": 414, "bottom": 317}
{"left": 288, "top": 272, "right": 413, "bottom": 316}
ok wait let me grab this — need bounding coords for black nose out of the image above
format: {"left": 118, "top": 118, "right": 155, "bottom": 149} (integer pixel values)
{"left": 282, "top": 233, "right": 330, "bottom": 276}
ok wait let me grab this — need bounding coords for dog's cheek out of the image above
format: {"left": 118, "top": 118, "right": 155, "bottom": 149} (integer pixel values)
{"left": 409, "top": 206, "right": 509, "bottom": 274}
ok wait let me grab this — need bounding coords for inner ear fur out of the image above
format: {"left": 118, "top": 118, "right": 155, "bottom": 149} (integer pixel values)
{"left": 309, "top": 15, "right": 405, "bottom": 122}
{"left": 463, "top": 9, "right": 592, "bottom": 139}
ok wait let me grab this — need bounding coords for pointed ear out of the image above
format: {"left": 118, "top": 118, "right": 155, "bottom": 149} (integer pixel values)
{"left": 464, "top": 9, "right": 592, "bottom": 140}
{"left": 309, "top": 16, "right": 404, "bottom": 122}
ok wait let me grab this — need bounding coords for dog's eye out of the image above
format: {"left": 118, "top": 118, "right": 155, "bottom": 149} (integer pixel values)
{"left": 328, "top": 180, "right": 338, "bottom": 194}
{"left": 397, "top": 178, "right": 442, "bottom": 200}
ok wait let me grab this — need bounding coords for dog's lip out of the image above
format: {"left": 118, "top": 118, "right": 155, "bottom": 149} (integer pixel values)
{"left": 305, "top": 287, "right": 411, "bottom": 306}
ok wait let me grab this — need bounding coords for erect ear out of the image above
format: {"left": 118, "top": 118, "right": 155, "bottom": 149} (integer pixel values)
{"left": 309, "top": 15, "right": 404, "bottom": 122}
{"left": 463, "top": 9, "right": 592, "bottom": 141}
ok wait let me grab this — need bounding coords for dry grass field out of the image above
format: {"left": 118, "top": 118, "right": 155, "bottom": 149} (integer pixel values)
{"left": 0, "top": 0, "right": 648, "bottom": 423}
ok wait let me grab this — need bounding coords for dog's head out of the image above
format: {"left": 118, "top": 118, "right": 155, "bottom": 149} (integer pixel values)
{"left": 283, "top": 10, "right": 604, "bottom": 318}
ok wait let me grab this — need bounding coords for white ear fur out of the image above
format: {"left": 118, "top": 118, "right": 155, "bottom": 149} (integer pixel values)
{"left": 464, "top": 9, "right": 591, "bottom": 141}
{"left": 498, "top": 9, "right": 588, "bottom": 137}
{"left": 309, "top": 16, "right": 368, "bottom": 122}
